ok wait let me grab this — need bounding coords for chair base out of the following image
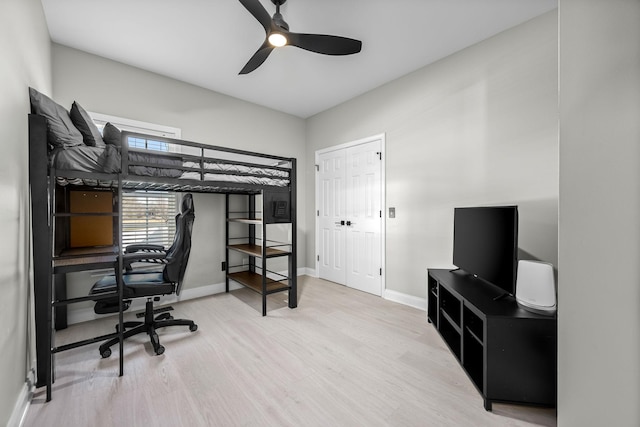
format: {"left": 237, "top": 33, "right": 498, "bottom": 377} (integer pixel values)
{"left": 99, "top": 298, "right": 197, "bottom": 358}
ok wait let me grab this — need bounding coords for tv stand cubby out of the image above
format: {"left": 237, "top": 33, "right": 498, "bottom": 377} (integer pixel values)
{"left": 427, "top": 269, "right": 557, "bottom": 411}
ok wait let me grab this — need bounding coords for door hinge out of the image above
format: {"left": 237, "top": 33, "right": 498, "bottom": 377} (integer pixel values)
{"left": 317, "top": 210, "right": 319, "bottom": 216}
{"left": 380, "top": 210, "right": 382, "bottom": 218}
{"left": 315, "top": 164, "right": 319, "bottom": 171}
{"left": 380, "top": 268, "right": 382, "bottom": 276}
{"left": 376, "top": 152, "right": 382, "bottom": 160}
{"left": 317, "top": 255, "right": 320, "bottom": 261}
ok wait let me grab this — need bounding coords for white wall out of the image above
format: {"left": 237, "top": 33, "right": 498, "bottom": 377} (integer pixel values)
{"left": 0, "top": 0, "right": 51, "bottom": 425}
{"left": 306, "top": 11, "right": 559, "bottom": 299}
{"left": 8, "top": 3, "right": 640, "bottom": 425}
{"left": 558, "top": 0, "right": 640, "bottom": 425}
{"left": 51, "top": 44, "right": 307, "bottom": 308}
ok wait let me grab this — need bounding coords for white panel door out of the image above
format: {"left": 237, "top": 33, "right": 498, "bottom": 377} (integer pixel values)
{"left": 317, "top": 150, "right": 346, "bottom": 284}
{"left": 317, "top": 137, "right": 383, "bottom": 296}
{"left": 345, "top": 140, "right": 382, "bottom": 295}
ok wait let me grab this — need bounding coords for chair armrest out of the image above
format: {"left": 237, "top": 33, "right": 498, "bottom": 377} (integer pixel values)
{"left": 121, "top": 252, "right": 167, "bottom": 270}
{"left": 123, "top": 252, "right": 167, "bottom": 262}
{"left": 125, "top": 244, "right": 165, "bottom": 253}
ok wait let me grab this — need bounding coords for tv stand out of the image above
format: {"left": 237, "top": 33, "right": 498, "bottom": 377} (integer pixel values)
{"left": 427, "top": 269, "right": 556, "bottom": 410}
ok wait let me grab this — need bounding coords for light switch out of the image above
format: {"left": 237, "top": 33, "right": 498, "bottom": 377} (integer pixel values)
{"left": 389, "top": 207, "right": 396, "bottom": 218}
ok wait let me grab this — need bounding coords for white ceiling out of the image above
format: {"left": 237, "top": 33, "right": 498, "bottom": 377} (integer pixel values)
{"left": 41, "top": 0, "right": 557, "bottom": 118}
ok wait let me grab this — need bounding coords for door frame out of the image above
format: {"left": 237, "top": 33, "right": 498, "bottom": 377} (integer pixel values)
{"left": 314, "top": 133, "right": 386, "bottom": 295}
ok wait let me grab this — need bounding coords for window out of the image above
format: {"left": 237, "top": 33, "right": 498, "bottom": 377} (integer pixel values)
{"left": 89, "top": 113, "right": 182, "bottom": 248}
{"left": 128, "top": 136, "right": 170, "bottom": 151}
{"left": 122, "top": 191, "right": 177, "bottom": 247}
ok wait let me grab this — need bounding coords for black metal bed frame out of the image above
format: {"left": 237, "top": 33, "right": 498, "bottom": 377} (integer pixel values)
{"left": 28, "top": 113, "right": 298, "bottom": 401}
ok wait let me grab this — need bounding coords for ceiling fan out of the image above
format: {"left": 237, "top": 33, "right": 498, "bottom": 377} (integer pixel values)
{"left": 238, "top": 0, "right": 362, "bottom": 74}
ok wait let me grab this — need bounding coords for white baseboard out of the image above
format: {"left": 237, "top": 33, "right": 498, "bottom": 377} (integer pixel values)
{"left": 9, "top": 373, "right": 34, "bottom": 427}
{"left": 67, "top": 281, "right": 242, "bottom": 325}
{"left": 68, "top": 268, "right": 309, "bottom": 325}
{"left": 64, "top": 269, "right": 431, "bottom": 324}
{"left": 384, "top": 289, "right": 426, "bottom": 311}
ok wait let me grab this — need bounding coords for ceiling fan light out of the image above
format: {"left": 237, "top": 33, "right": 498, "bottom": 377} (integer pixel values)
{"left": 268, "top": 32, "right": 287, "bottom": 47}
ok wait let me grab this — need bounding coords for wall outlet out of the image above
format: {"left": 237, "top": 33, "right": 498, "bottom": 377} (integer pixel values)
{"left": 389, "top": 207, "right": 396, "bottom": 218}
{"left": 221, "top": 261, "right": 226, "bottom": 271}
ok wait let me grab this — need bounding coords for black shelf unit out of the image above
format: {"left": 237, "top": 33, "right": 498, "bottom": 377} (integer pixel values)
{"left": 225, "top": 189, "right": 297, "bottom": 316}
{"left": 427, "top": 268, "right": 557, "bottom": 411}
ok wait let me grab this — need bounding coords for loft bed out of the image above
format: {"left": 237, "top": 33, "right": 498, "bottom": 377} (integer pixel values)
{"left": 49, "top": 126, "right": 293, "bottom": 193}
{"left": 28, "top": 109, "right": 297, "bottom": 400}
{"left": 28, "top": 110, "right": 297, "bottom": 271}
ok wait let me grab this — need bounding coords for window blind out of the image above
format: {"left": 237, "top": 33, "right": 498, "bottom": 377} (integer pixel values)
{"left": 122, "top": 191, "right": 177, "bottom": 248}
{"left": 128, "top": 136, "right": 170, "bottom": 151}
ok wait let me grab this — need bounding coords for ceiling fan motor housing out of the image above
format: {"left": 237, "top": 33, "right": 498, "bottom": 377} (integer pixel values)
{"left": 273, "top": 12, "right": 289, "bottom": 31}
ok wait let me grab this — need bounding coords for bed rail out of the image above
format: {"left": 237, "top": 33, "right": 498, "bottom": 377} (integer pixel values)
{"left": 50, "top": 129, "right": 295, "bottom": 194}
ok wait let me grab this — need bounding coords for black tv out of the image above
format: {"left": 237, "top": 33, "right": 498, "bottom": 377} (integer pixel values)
{"left": 453, "top": 206, "right": 518, "bottom": 295}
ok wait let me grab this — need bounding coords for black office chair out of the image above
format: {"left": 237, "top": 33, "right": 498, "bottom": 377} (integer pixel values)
{"left": 89, "top": 193, "right": 198, "bottom": 357}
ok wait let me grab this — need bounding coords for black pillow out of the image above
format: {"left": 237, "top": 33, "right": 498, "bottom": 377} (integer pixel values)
{"left": 102, "top": 122, "right": 122, "bottom": 147}
{"left": 70, "top": 102, "right": 106, "bottom": 147}
{"left": 29, "top": 87, "right": 84, "bottom": 149}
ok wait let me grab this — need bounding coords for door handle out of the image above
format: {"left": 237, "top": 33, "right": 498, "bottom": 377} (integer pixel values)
{"left": 346, "top": 221, "right": 355, "bottom": 226}
{"left": 335, "top": 220, "right": 345, "bottom": 226}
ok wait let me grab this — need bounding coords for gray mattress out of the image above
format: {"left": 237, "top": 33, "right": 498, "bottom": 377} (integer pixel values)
{"left": 52, "top": 145, "right": 182, "bottom": 176}
{"left": 52, "top": 145, "right": 289, "bottom": 187}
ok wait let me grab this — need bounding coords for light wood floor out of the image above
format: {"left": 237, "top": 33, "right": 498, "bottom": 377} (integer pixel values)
{"left": 24, "top": 276, "right": 556, "bottom": 427}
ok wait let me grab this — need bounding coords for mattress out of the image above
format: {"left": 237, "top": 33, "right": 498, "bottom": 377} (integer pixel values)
{"left": 52, "top": 145, "right": 290, "bottom": 188}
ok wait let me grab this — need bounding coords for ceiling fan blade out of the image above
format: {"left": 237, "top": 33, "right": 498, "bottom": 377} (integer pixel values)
{"left": 239, "top": 41, "right": 274, "bottom": 74}
{"left": 239, "top": 0, "right": 272, "bottom": 33}
{"left": 287, "top": 33, "right": 362, "bottom": 55}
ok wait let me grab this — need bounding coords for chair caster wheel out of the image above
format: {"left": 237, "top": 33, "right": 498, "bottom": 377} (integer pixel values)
{"left": 189, "top": 324, "right": 198, "bottom": 332}
{"left": 100, "top": 348, "right": 112, "bottom": 358}
{"left": 155, "top": 345, "right": 165, "bottom": 355}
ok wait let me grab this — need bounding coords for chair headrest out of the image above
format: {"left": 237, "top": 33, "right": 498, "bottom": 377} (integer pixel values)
{"left": 181, "top": 193, "right": 194, "bottom": 214}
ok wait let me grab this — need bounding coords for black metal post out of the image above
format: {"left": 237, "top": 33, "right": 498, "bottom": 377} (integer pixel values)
{"left": 288, "top": 158, "right": 297, "bottom": 309}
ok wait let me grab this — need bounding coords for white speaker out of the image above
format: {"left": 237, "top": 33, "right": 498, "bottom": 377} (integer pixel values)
{"left": 516, "top": 260, "right": 556, "bottom": 315}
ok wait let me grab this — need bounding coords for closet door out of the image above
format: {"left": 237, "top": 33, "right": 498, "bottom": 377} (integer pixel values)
{"left": 318, "top": 150, "right": 347, "bottom": 284}
{"left": 317, "top": 138, "right": 383, "bottom": 296}
{"left": 344, "top": 140, "right": 382, "bottom": 295}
